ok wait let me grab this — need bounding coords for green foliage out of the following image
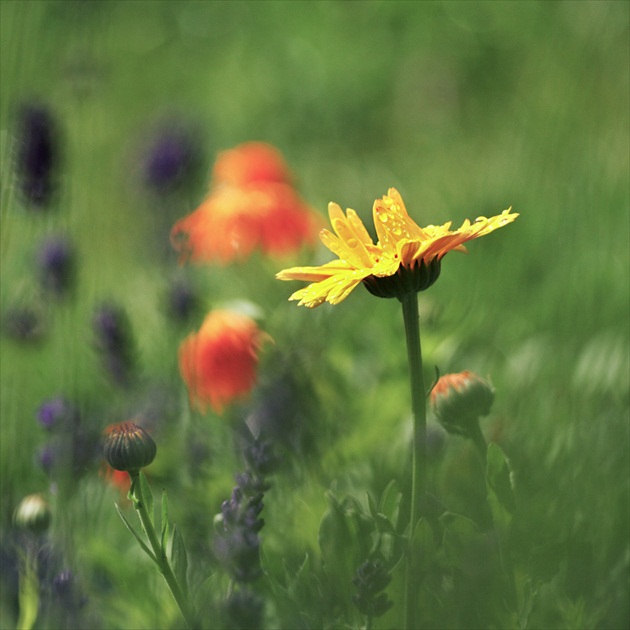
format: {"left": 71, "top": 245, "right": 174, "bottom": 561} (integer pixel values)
{"left": 1, "top": 1, "right": 628, "bottom": 629}
{"left": 170, "top": 525, "right": 189, "bottom": 599}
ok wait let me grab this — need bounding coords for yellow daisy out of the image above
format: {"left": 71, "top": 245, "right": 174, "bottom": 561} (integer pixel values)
{"left": 276, "top": 188, "right": 518, "bottom": 307}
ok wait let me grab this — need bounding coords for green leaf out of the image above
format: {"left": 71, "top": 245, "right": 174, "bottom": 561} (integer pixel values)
{"left": 529, "top": 541, "right": 564, "bottom": 585}
{"left": 171, "top": 524, "right": 189, "bottom": 597}
{"left": 114, "top": 503, "right": 157, "bottom": 563}
{"left": 138, "top": 472, "right": 154, "bottom": 526}
{"left": 427, "top": 365, "right": 441, "bottom": 397}
{"left": 440, "top": 512, "right": 481, "bottom": 567}
{"left": 367, "top": 491, "right": 379, "bottom": 520}
{"left": 486, "top": 444, "right": 519, "bottom": 613}
{"left": 317, "top": 492, "right": 360, "bottom": 589}
{"left": 374, "top": 512, "right": 396, "bottom": 534}
{"left": 518, "top": 544, "right": 564, "bottom": 630}
{"left": 410, "top": 518, "right": 434, "bottom": 562}
{"left": 283, "top": 553, "right": 310, "bottom": 599}
{"left": 486, "top": 443, "right": 516, "bottom": 544}
{"left": 160, "top": 490, "right": 170, "bottom": 552}
{"left": 379, "top": 479, "right": 402, "bottom": 530}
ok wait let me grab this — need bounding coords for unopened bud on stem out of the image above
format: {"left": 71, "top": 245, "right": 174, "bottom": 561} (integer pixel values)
{"left": 103, "top": 422, "right": 156, "bottom": 474}
{"left": 430, "top": 370, "right": 495, "bottom": 439}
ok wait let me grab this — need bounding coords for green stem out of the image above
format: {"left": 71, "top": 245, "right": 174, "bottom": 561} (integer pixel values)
{"left": 130, "top": 472, "right": 198, "bottom": 630}
{"left": 469, "top": 420, "right": 488, "bottom": 466}
{"left": 17, "top": 546, "right": 39, "bottom": 630}
{"left": 400, "top": 293, "right": 427, "bottom": 630}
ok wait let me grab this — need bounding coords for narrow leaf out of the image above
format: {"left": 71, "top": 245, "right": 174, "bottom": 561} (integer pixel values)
{"left": 379, "top": 479, "right": 402, "bottom": 530}
{"left": 138, "top": 472, "right": 154, "bottom": 526}
{"left": 440, "top": 512, "right": 481, "bottom": 567}
{"left": 411, "top": 518, "right": 434, "bottom": 559}
{"left": 114, "top": 503, "right": 157, "bottom": 563}
{"left": 367, "top": 491, "right": 379, "bottom": 520}
{"left": 160, "top": 490, "right": 170, "bottom": 552}
{"left": 374, "top": 512, "right": 396, "bottom": 534}
{"left": 427, "top": 365, "right": 441, "bottom": 397}
{"left": 317, "top": 492, "right": 359, "bottom": 589}
{"left": 170, "top": 524, "right": 189, "bottom": 597}
{"left": 529, "top": 541, "right": 564, "bottom": 585}
{"left": 486, "top": 443, "right": 516, "bottom": 537}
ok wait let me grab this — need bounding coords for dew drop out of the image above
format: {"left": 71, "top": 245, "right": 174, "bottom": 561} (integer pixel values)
{"left": 346, "top": 238, "right": 358, "bottom": 248}
{"left": 392, "top": 226, "right": 402, "bottom": 236}
{"left": 378, "top": 212, "right": 389, "bottom": 223}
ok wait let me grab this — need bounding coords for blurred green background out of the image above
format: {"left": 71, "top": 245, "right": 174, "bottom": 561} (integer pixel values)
{"left": 1, "top": 1, "right": 628, "bottom": 629}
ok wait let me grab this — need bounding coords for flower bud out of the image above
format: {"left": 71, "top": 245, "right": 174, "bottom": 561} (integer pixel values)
{"left": 13, "top": 493, "right": 51, "bottom": 534}
{"left": 430, "top": 371, "right": 495, "bottom": 437}
{"left": 102, "top": 422, "right": 156, "bottom": 473}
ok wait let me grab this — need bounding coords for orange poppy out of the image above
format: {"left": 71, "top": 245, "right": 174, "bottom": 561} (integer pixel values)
{"left": 211, "top": 141, "right": 294, "bottom": 187}
{"left": 170, "top": 142, "right": 321, "bottom": 265}
{"left": 179, "top": 310, "right": 270, "bottom": 414}
{"left": 171, "top": 183, "right": 320, "bottom": 264}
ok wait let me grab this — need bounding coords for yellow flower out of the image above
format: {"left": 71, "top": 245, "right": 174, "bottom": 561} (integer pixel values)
{"left": 276, "top": 188, "right": 518, "bottom": 307}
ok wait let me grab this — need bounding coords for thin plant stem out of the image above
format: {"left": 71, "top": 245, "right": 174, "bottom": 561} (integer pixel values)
{"left": 400, "top": 292, "right": 427, "bottom": 630}
{"left": 16, "top": 545, "right": 39, "bottom": 630}
{"left": 469, "top": 420, "right": 488, "bottom": 465}
{"left": 129, "top": 472, "right": 199, "bottom": 630}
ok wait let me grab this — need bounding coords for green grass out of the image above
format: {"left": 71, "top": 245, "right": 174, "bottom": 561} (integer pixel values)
{"left": 1, "top": 1, "right": 628, "bottom": 629}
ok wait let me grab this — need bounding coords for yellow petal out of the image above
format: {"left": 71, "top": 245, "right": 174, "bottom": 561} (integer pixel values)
{"left": 276, "top": 260, "right": 353, "bottom": 282}
{"left": 288, "top": 269, "right": 369, "bottom": 308}
{"left": 345, "top": 209, "right": 374, "bottom": 246}
{"left": 330, "top": 217, "right": 375, "bottom": 268}
{"left": 373, "top": 191, "right": 428, "bottom": 253}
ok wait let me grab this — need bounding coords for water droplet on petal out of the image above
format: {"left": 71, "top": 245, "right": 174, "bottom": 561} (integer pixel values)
{"left": 392, "top": 227, "right": 402, "bottom": 236}
{"left": 346, "top": 238, "right": 358, "bottom": 248}
{"left": 378, "top": 213, "right": 389, "bottom": 223}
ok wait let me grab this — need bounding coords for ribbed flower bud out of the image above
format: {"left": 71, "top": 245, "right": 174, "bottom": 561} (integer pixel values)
{"left": 13, "top": 493, "right": 51, "bottom": 534}
{"left": 102, "top": 422, "right": 156, "bottom": 473}
{"left": 362, "top": 257, "right": 442, "bottom": 300}
{"left": 430, "top": 371, "right": 495, "bottom": 437}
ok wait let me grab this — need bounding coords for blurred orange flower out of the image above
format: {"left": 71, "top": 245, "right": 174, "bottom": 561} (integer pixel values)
{"left": 179, "top": 310, "right": 270, "bottom": 414}
{"left": 171, "top": 142, "right": 321, "bottom": 265}
{"left": 171, "top": 183, "right": 320, "bottom": 264}
{"left": 101, "top": 465, "right": 131, "bottom": 494}
{"left": 212, "top": 141, "right": 293, "bottom": 186}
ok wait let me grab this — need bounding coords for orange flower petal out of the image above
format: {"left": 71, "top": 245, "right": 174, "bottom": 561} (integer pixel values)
{"left": 212, "top": 142, "right": 293, "bottom": 187}
{"left": 178, "top": 310, "right": 269, "bottom": 414}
